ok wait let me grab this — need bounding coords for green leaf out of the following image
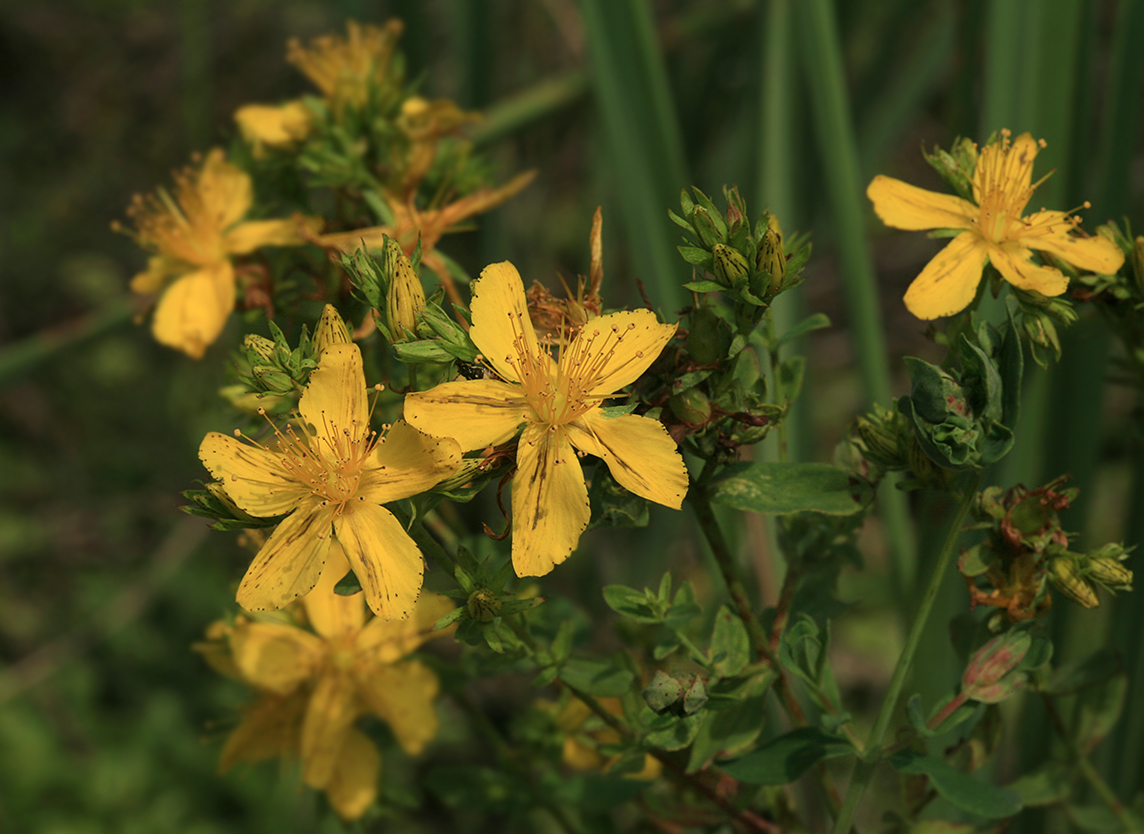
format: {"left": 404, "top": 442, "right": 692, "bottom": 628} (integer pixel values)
{"left": 686, "top": 690, "right": 768, "bottom": 773}
{"left": 559, "top": 658, "right": 634, "bottom": 697}
{"left": 1074, "top": 669, "right": 1128, "bottom": 754}
{"left": 775, "top": 312, "right": 831, "bottom": 349}
{"left": 889, "top": 750, "right": 1022, "bottom": 819}
{"left": 602, "top": 585, "right": 660, "bottom": 623}
{"left": 682, "top": 279, "right": 725, "bottom": 293}
{"left": 719, "top": 727, "right": 853, "bottom": 784}
{"left": 641, "top": 710, "right": 702, "bottom": 751}
{"left": 1005, "top": 760, "right": 1074, "bottom": 807}
{"left": 709, "top": 605, "right": 750, "bottom": 677}
{"left": 708, "top": 462, "right": 872, "bottom": 516}
{"left": 556, "top": 774, "right": 645, "bottom": 811}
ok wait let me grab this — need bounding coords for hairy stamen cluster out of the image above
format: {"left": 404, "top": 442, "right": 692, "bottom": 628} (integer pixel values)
{"left": 500, "top": 312, "right": 638, "bottom": 427}
{"left": 123, "top": 161, "right": 228, "bottom": 266}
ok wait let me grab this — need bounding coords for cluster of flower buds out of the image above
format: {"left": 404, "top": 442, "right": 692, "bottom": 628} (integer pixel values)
{"left": 960, "top": 476, "right": 1133, "bottom": 624}
{"left": 900, "top": 319, "right": 1023, "bottom": 472}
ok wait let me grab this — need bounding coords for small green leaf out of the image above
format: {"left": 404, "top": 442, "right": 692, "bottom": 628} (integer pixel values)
{"left": 719, "top": 728, "right": 854, "bottom": 784}
{"left": 709, "top": 605, "right": 750, "bottom": 677}
{"left": 686, "top": 692, "right": 767, "bottom": 773}
{"left": 1005, "top": 760, "right": 1074, "bottom": 807}
{"left": 642, "top": 710, "right": 703, "bottom": 751}
{"left": 603, "top": 585, "right": 660, "bottom": 623}
{"left": 682, "top": 279, "right": 725, "bottom": 293}
{"left": 708, "top": 462, "right": 872, "bottom": 516}
{"left": 889, "top": 750, "right": 1021, "bottom": 819}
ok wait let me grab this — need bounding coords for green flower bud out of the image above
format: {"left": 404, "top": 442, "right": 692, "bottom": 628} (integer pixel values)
{"left": 466, "top": 588, "right": 501, "bottom": 623}
{"left": 313, "top": 304, "right": 351, "bottom": 354}
{"left": 691, "top": 206, "right": 724, "bottom": 249}
{"left": 755, "top": 218, "right": 786, "bottom": 293}
{"left": 643, "top": 670, "right": 684, "bottom": 715}
{"left": 711, "top": 243, "right": 750, "bottom": 286}
{"left": 1086, "top": 554, "right": 1133, "bottom": 591}
{"left": 1048, "top": 557, "right": 1100, "bottom": 609}
{"left": 384, "top": 238, "right": 426, "bottom": 342}
{"left": 243, "top": 334, "right": 276, "bottom": 362}
{"left": 681, "top": 674, "right": 708, "bottom": 715}
{"left": 961, "top": 630, "right": 1031, "bottom": 704}
{"left": 669, "top": 388, "right": 711, "bottom": 426}
{"left": 855, "top": 414, "right": 907, "bottom": 469}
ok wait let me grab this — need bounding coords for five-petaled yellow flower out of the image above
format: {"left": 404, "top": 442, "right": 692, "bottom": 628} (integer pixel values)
{"left": 120, "top": 148, "right": 316, "bottom": 358}
{"left": 201, "top": 547, "right": 453, "bottom": 820}
{"left": 199, "top": 342, "right": 460, "bottom": 618}
{"left": 867, "top": 130, "right": 1125, "bottom": 319}
{"left": 404, "top": 262, "right": 688, "bottom": 577}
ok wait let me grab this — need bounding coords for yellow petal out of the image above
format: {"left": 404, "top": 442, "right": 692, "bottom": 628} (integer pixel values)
{"left": 867, "top": 175, "right": 977, "bottom": 232}
{"left": 301, "top": 671, "right": 359, "bottom": 789}
{"left": 511, "top": 424, "right": 589, "bottom": 577}
{"left": 568, "top": 410, "right": 687, "bottom": 509}
{"left": 229, "top": 622, "right": 324, "bottom": 694}
{"left": 151, "top": 262, "right": 235, "bottom": 358}
{"left": 573, "top": 310, "right": 677, "bottom": 396}
{"left": 563, "top": 736, "right": 605, "bottom": 771}
{"left": 902, "top": 231, "right": 990, "bottom": 320}
{"left": 357, "top": 592, "right": 455, "bottom": 664}
{"left": 198, "top": 148, "right": 253, "bottom": 230}
{"left": 234, "top": 101, "right": 312, "bottom": 149}
{"left": 469, "top": 261, "right": 538, "bottom": 383}
{"left": 299, "top": 343, "right": 368, "bottom": 449}
{"left": 356, "top": 659, "right": 440, "bottom": 755}
{"left": 301, "top": 543, "right": 366, "bottom": 639}
{"left": 236, "top": 501, "right": 336, "bottom": 612}
{"left": 990, "top": 241, "right": 1069, "bottom": 297}
{"left": 130, "top": 255, "right": 176, "bottom": 294}
{"left": 198, "top": 432, "right": 304, "bottom": 517}
{"left": 334, "top": 503, "right": 424, "bottom": 620}
{"left": 1021, "top": 211, "right": 1126, "bottom": 274}
{"left": 403, "top": 379, "right": 530, "bottom": 451}
{"left": 219, "top": 690, "right": 307, "bottom": 773}
{"left": 322, "top": 727, "right": 380, "bottom": 821}
{"left": 358, "top": 421, "right": 461, "bottom": 504}
{"left": 225, "top": 218, "right": 310, "bottom": 255}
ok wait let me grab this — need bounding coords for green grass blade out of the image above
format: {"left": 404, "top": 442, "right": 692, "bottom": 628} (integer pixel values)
{"left": 580, "top": 0, "right": 689, "bottom": 310}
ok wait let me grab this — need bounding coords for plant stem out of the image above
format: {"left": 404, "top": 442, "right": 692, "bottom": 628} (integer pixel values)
{"left": 830, "top": 473, "right": 982, "bottom": 834}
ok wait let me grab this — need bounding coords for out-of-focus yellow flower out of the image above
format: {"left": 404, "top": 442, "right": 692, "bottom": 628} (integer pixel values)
{"left": 287, "top": 19, "right": 404, "bottom": 115}
{"left": 404, "top": 261, "right": 687, "bottom": 578}
{"left": 198, "top": 342, "right": 460, "bottom": 617}
{"left": 234, "top": 101, "right": 313, "bottom": 156}
{"left": 199, "top": 548, "right": 454, "bottom": 820}
{"left": 557, "top": 697, "right": 661, "bottom": 781}
{"left": 868, "top": 130, "right": 1125, "bottom": 319}
{"left": 318, "top": 170, "right": 535, "bottom": 304}
{"left": 118, "top": 149, "right": 317, "bottom": 358}
{"left": 396, "top": 96, "right": 482, "bottom": 198}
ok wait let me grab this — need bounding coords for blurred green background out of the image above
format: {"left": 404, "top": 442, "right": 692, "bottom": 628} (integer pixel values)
{"left": 1, "top": 0, "right": 1141, "bottom": 831}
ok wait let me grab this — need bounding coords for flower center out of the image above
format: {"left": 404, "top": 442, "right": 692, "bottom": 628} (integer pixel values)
{"left": 973, "top": 131, "right": 1040, "bottom": 244}
{"left": 500, "top": 312, "right": 638, "bottom": 428}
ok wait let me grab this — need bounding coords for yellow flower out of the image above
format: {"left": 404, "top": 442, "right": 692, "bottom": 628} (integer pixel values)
{"left": 287, "top": 19, "right": 404, "bottom": 115}
{"left": 234, "top": 101, "right": 313, "bottom": 156}
{"left": 404, "top": 261, "right": 688, "bottom": 577}
{"left": 199, "top": 342, "right": 460, "bottom": 617}
{"left": 204, "top": 548, "right": 454, "bottom": 820}
{"left": 867, "top": 130, "right": 1125, "bottom": 319}
{"left": 119, "top": 149, "right": 317, "bottom": 358}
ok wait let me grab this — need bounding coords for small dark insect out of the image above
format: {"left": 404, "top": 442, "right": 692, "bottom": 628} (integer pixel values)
{"left": 457, "top": 360, "right": 495, "bottom": 380}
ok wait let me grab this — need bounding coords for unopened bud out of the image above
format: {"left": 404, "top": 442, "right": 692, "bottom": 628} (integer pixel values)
{"left": 244, "top": 334, "right": 276, "bottom": 362}
{"left": 681, "top": 674, "right": 708, "bottom": 715}
{"left": 712, "top": 243, "right": 750, "bottom": 285}
{"left": 855, "top": 415, "right": 906, "bottom": 468}
{"left": 466, "top": 589, "right": 501, "bottom": 623}
{"left": 1086, "top": 554, "right": 1133, "bottom": 591}
{"left": 961, "top": 630, "right": 1030, "bottom": 703}
{"left": 686, "top": 306, "right": 732, "bottom": 364}
{"left": 755, "top": 216, "right": 786, "bottom": 292}
{"left": 691, "top": 206, "right": 723, "bottom": 249}
{"left": 384, "top": 238, "right": 426, "bottom": 342}
{"left": 643, "top": 670, "right": 683, "bottom": 715}
{"left": 313, "top": 304, "right": 351, "bottom": 354}
{"left": 1048, "top": 557, "right": 1100, "bottom": 608}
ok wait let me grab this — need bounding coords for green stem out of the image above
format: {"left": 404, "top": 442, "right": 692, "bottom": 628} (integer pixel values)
{"left": 830, "top": 473, "right": 982, "bottom": 834}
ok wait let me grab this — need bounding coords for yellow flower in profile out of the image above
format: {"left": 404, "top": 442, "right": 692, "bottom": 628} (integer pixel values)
{"left": 404, "top": 262, "right": 688, "bottom": 577}
{"left": 119, "top": 149, "right": 316, "bottom": 358}
{"left": 287, "top": 19, "right": 404, "bottom": 115}
{"left": 202, "top": 548, "right": 453, "bottom": 820}
{"left": 199, "top": 342, "right": 460, "bottom": 617}
{"left": 234, "top": 101, "right": 313, "bottom": 156}
{"left": 867, "top": 130, "right": 1125, "bottom": 319}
